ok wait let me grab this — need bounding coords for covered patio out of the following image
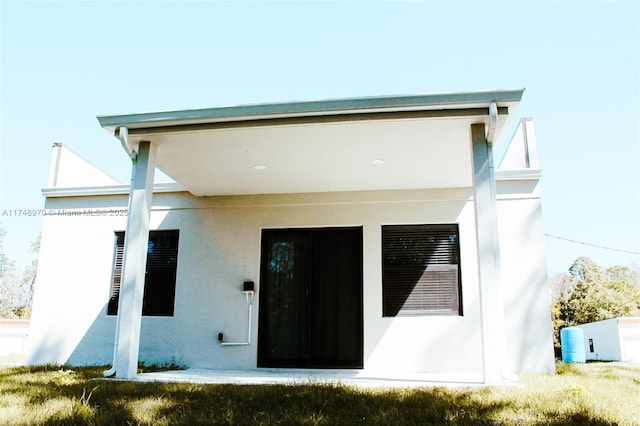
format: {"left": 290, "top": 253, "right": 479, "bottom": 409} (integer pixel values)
{"left": 96, "top": 90, "right": 521, "bottom": 383}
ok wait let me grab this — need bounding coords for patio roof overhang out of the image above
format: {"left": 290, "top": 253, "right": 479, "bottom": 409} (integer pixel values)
{"left": 97, "top": 90, "right": 523, "bottom": 196}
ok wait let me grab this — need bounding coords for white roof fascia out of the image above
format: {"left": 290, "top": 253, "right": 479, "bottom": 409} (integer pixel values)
{"left": 97, "top": 89, "right": 524, "bottom": 133}
{"left": 495, "top": 169, "right": 542, "bottom": 181}
{"left": 42, "top": 182, "right": 186, "bottom": 198}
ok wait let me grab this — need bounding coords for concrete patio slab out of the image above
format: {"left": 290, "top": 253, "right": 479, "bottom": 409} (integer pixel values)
{"left": 131, "top": 368, "right": 494, "bottom": 388}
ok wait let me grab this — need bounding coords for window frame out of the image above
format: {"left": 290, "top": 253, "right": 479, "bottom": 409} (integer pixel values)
{"left": 107, "top": 229, "right": 180, "bottom": 317}
{"left": 381, "top": 224, "right": 462, "bottom": 317}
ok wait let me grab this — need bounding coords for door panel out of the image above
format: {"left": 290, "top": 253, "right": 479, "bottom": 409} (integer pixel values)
{"left": 309, "top": 229, "right": 362, "bottom": 367}
{"left": 260, "top": 231, "right": 308, "bottom": 365}
{"left": 258, "top": 227, "right": 363, "bottom": 368}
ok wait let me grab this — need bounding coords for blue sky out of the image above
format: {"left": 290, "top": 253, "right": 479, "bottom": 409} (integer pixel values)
{"left": 1, "top": 1, "right": 638, "bottom": 274}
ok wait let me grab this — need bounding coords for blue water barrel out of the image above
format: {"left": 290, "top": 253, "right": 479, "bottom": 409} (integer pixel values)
{"left": 561, "top": 327, "right": 586, "bottom": 363}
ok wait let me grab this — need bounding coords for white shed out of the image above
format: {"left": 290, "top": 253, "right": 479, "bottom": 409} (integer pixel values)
{"left": 574, "top": 317, "right": 640, "bottom": 362}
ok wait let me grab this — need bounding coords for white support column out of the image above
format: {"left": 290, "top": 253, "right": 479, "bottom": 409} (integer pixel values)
{"left": 115, "top": 141, "right": 156, "bottom": 379}
{"left": 471, "top": 123, "right": 506, "bottom": 384}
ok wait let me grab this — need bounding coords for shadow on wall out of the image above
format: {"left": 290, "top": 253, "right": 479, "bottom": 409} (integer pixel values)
{"left": 503, "top": 262, "right": 554, "bottom": 372}
{"left": 363, "top": 200, "right": 483, "bottom": 377}
{"left": 65, "top": 305, "right": 116, "bottom": 366}
{"left": 27, "top": 191, "right": 265, "bottom": 369}
{"left": 500, "top": 201, "right": 555, "bottom": 374}
{"left": 364, "top": 258, "right": 484, "bottom": 377}
{"left": 59, "top": 203, "right": 260, "bottom": 369}
{"left": 25, "top": 206, "right": 188, "bottom": 367}
{"left": 64, "top": 303, "right": 186, "bottom": 368}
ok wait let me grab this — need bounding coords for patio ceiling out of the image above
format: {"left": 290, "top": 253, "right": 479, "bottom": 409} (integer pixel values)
{"left": 98, "top": 90, "right": 522, "bottom": 196}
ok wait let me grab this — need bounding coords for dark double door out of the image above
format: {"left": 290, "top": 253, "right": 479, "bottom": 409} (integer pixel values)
{"left": 258, "top": 227, "right": 363, "bottom": 368}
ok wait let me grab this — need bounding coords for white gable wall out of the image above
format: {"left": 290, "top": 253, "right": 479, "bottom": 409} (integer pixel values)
{"left": 499, "top": 118, "right": 539, "bottom": 170}
{"left": 47, "top": 144, "right": 120, "bottom": 188}
{"left": 494, "top": 117, "right": 554, "bottom": 373}
{"left": 497, "top": 179, "right": 555, "bottom": 373}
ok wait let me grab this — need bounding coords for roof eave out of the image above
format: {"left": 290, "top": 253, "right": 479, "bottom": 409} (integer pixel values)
{"left": 97, "top": 89, "right": 524, "bottom": 132}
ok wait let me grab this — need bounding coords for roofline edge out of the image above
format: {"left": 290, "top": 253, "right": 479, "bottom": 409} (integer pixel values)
{"left": 97, "top": 89, "right": 525, "bottom": 129}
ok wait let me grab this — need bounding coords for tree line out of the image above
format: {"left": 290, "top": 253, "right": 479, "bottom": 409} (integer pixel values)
{"left": 0, "top": 225, "right": 39, "bottom": 318}
{"left": 549, "top": 256, "right": 640, "bottom": 351}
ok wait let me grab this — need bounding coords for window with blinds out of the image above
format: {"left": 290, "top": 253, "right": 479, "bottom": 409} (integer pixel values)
{"left": 107, "top": 230, "right": 179, "bottom": 317}
{"left": 382, "top": 224, "right": 462, "bottom": 316}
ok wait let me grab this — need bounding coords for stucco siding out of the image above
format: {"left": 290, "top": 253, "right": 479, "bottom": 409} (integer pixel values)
{"left": 497, "top": 179, "right": 555, "bottom": 373}
{"left": 28, "top": 184, "right": 552, "bottom": 376}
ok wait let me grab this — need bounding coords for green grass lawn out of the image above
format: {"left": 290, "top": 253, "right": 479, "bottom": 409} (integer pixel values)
{"left": 1, "top": 362, "right": 638, "bottom": 425}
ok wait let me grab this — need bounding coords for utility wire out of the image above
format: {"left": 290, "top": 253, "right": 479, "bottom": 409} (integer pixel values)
{"left": 544, "top": 234, "right": 640, "bottom": 255}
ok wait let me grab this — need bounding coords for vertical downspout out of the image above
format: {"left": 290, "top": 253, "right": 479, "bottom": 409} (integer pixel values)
{"left": 119, "top": 126, "right": 138, "bottom": 160}
{"left": 486, "top": 102, "right": 498, "bottom": 144}
{"left": 103, "top": 127, "right": 137, "bottom": 377}
{"left": 486, "top": 101, "right": 501, "bottom": 291}
{"left": 481, "top": 101, "right": 506, "bottom": 383}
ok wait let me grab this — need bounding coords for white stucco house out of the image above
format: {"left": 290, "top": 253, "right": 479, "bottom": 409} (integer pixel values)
{"left": 26, "top": 90, "right": 556, "bottom": 384}
{"left": 574, "top": 317, "right": 640, "bottom": 362}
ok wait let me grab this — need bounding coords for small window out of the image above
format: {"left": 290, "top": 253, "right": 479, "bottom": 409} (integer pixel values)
{"left": 108, "top": 230, "right": 179, "bottom": 317}
{"left": 588, "top": 338, "right": 594, "bottom": 353}
{"left": 382, "top": 224, "right": 462, "bottom": 316}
